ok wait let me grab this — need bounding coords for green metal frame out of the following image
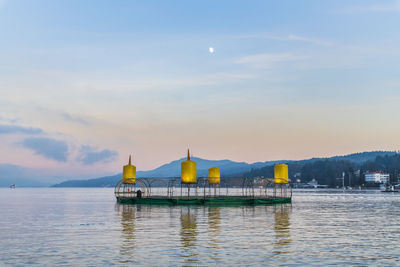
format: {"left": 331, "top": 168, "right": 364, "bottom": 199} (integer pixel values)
{"left": 116, "top": 196, "right": 291, "bottom": 206}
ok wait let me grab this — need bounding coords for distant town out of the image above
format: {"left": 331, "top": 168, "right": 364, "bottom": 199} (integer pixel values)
{"left": 290, "top": 171, "right": 394, "bottom": 189}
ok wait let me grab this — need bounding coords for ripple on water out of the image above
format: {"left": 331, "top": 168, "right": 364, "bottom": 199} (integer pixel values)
{"left": 0, "top": 188, "right": 399, "bottom": 266}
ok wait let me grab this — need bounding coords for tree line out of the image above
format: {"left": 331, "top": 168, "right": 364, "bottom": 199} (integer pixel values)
{"left": 243, "top": 154, "right": 400, "bottom": 187}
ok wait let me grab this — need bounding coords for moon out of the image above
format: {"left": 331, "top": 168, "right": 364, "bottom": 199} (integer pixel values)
{"left": 209, "top": 47, "right": 214, "bottom": 53}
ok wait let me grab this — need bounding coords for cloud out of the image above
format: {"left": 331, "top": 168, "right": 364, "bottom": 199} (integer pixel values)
{"left": 0, "top": 115, "right": 20, "bottom": 123}
{"left": 0, "top": 164, "right": 60, "bottom": 187}
{"left": 20, "top": 137, "right": 69, "bottom": 162}
{"left": 0, "top": 164, "right": 28, "bottom": 177}
{"left": 231, "top": 33, "right": 335, "bottom": 47}
{"left": 76, "top": 145, "right": 118, "bottom": 165}
{"left": 0, "top": 124, "right": 43, "bottom": 135}
{"left": 283, "top": 34, "right": 335, "bottom": 47}
{"left": 338, "top": 2, "right": 400, "bottom": 14}
{"left": 62, "top": 113, "right": 90, "bottom": 125}
{"left": 235, "top": 53, "right": 306, "bottom": 68}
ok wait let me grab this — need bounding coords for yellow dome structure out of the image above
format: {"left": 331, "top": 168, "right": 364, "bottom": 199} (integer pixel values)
{"left": 208, "top": 167, "right": 220, "bottom": 185}
{"left": 274, "top": 163, "right": 288, "bottom": 184}
{"left": 122, "top": 155, "right": 136, "bottom": 184}
{"left": 181, "top": 149, "right": 197, "bottom": 184}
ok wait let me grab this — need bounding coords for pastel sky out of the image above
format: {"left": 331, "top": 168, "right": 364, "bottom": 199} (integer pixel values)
{"left": 1, "top": 0, "right": 400, "bottom": 180}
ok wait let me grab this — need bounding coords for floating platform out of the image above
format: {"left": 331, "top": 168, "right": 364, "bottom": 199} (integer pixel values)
{"left": 116, "top": 196, "right": 291, "bottom": 206}
{"left": 116, "top": 154, "right": 292, "bottom": 207}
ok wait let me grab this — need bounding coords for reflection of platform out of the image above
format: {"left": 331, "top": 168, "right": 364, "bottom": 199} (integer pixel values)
{"left": 116, "top": 196, "right": 291, "bottom": 206}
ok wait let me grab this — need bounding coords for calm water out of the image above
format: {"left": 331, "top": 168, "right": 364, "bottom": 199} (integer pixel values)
{"left": 0, "top": 188, "right": 399, "bottom": 266}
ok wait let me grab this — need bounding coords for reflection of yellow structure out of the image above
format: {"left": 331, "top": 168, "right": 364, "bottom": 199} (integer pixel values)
{"left": 181, "top": 149, "right": 197, "bottom": 184}
{"left": 180, "top": 208, "right": 198, "bottom": 263}
{"left": 273, "top": 205, "right": 292, "bottom": 254}
{"left": 123, "top": 155, "right": 136, "bottom": 184}
{"left": 207, "top": 207, "right": 221, "bottom": 258}
{"left": 118, "top": 205, "right": 136, "bottom": 263}
{"left": 208, "top": 167, "right": 220, "bottom": 185}
{"left": 274, "top": 163, "right": 288, "bottom": 184}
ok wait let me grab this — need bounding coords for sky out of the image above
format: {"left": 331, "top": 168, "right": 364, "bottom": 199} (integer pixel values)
{"left": 1, "top": 0, "right": 400, "bottom": 182}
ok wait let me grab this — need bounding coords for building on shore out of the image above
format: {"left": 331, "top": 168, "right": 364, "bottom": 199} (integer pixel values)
{"left": 365, "top": 172, "right": 390, "bottom": 184}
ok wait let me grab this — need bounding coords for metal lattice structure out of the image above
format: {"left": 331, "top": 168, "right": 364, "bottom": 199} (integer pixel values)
{"left": 115, "top": 177, "right": 292, "bottom": 201}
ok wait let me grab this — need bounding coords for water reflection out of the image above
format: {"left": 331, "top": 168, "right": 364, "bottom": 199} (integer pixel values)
{"left": 207, "top": 207, "right": 221, "bottom": 260}
{"left": 116, "top": 204, "right": 136, "bottom": 264}
{"left": 114, "top": 203, "right": 292, "bottom": 264}
{"left": 180, "top": 207, "right": 199, "bottom": 264}
{"left": 273, "top": 204, "right": 292, "bottom": 254}
{"left": 241, "top": 206, "right": 256, "bottom": 218}
{"left": 3, "top": 189, "right": 400, "bottom": 266}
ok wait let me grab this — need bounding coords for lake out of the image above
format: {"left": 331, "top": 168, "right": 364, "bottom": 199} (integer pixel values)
{"left": 0, "top": 188, "right": 399, "bottom": 266}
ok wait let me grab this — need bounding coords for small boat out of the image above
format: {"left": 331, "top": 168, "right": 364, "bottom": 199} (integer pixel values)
{"left": 381, "top": 185, "right": 398, "bottom": 193}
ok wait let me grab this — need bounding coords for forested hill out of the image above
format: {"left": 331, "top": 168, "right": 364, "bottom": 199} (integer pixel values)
{"left": 318, "top": 151, "right": 397, "bottom": 164}
{"left": 244, "top": 151, "right": 400, "bottom": 187}
{"left": 51, "top": 151, "right": 396, "bottom": 187}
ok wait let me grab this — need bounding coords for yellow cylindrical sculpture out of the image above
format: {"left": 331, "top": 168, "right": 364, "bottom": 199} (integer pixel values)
{"left": 181, "top": 149, "right": 197, "bottom": 184}
{"left": 122, "top": 155, "right": 136, "bottom": 184}
{"left": 274, "top": 163, "right": 288, "bottom": 184}
{"left": 208, "top": 167, "right": 220, "bottom": 185}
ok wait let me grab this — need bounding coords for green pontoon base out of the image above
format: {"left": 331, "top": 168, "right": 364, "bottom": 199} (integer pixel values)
{"left": 116, "top": 196, "right": 291, "bottom": 206}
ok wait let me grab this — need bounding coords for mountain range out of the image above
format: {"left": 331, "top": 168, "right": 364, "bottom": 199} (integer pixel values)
{"left": 51, "top": 151, "right": 396, "bottom": 187}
